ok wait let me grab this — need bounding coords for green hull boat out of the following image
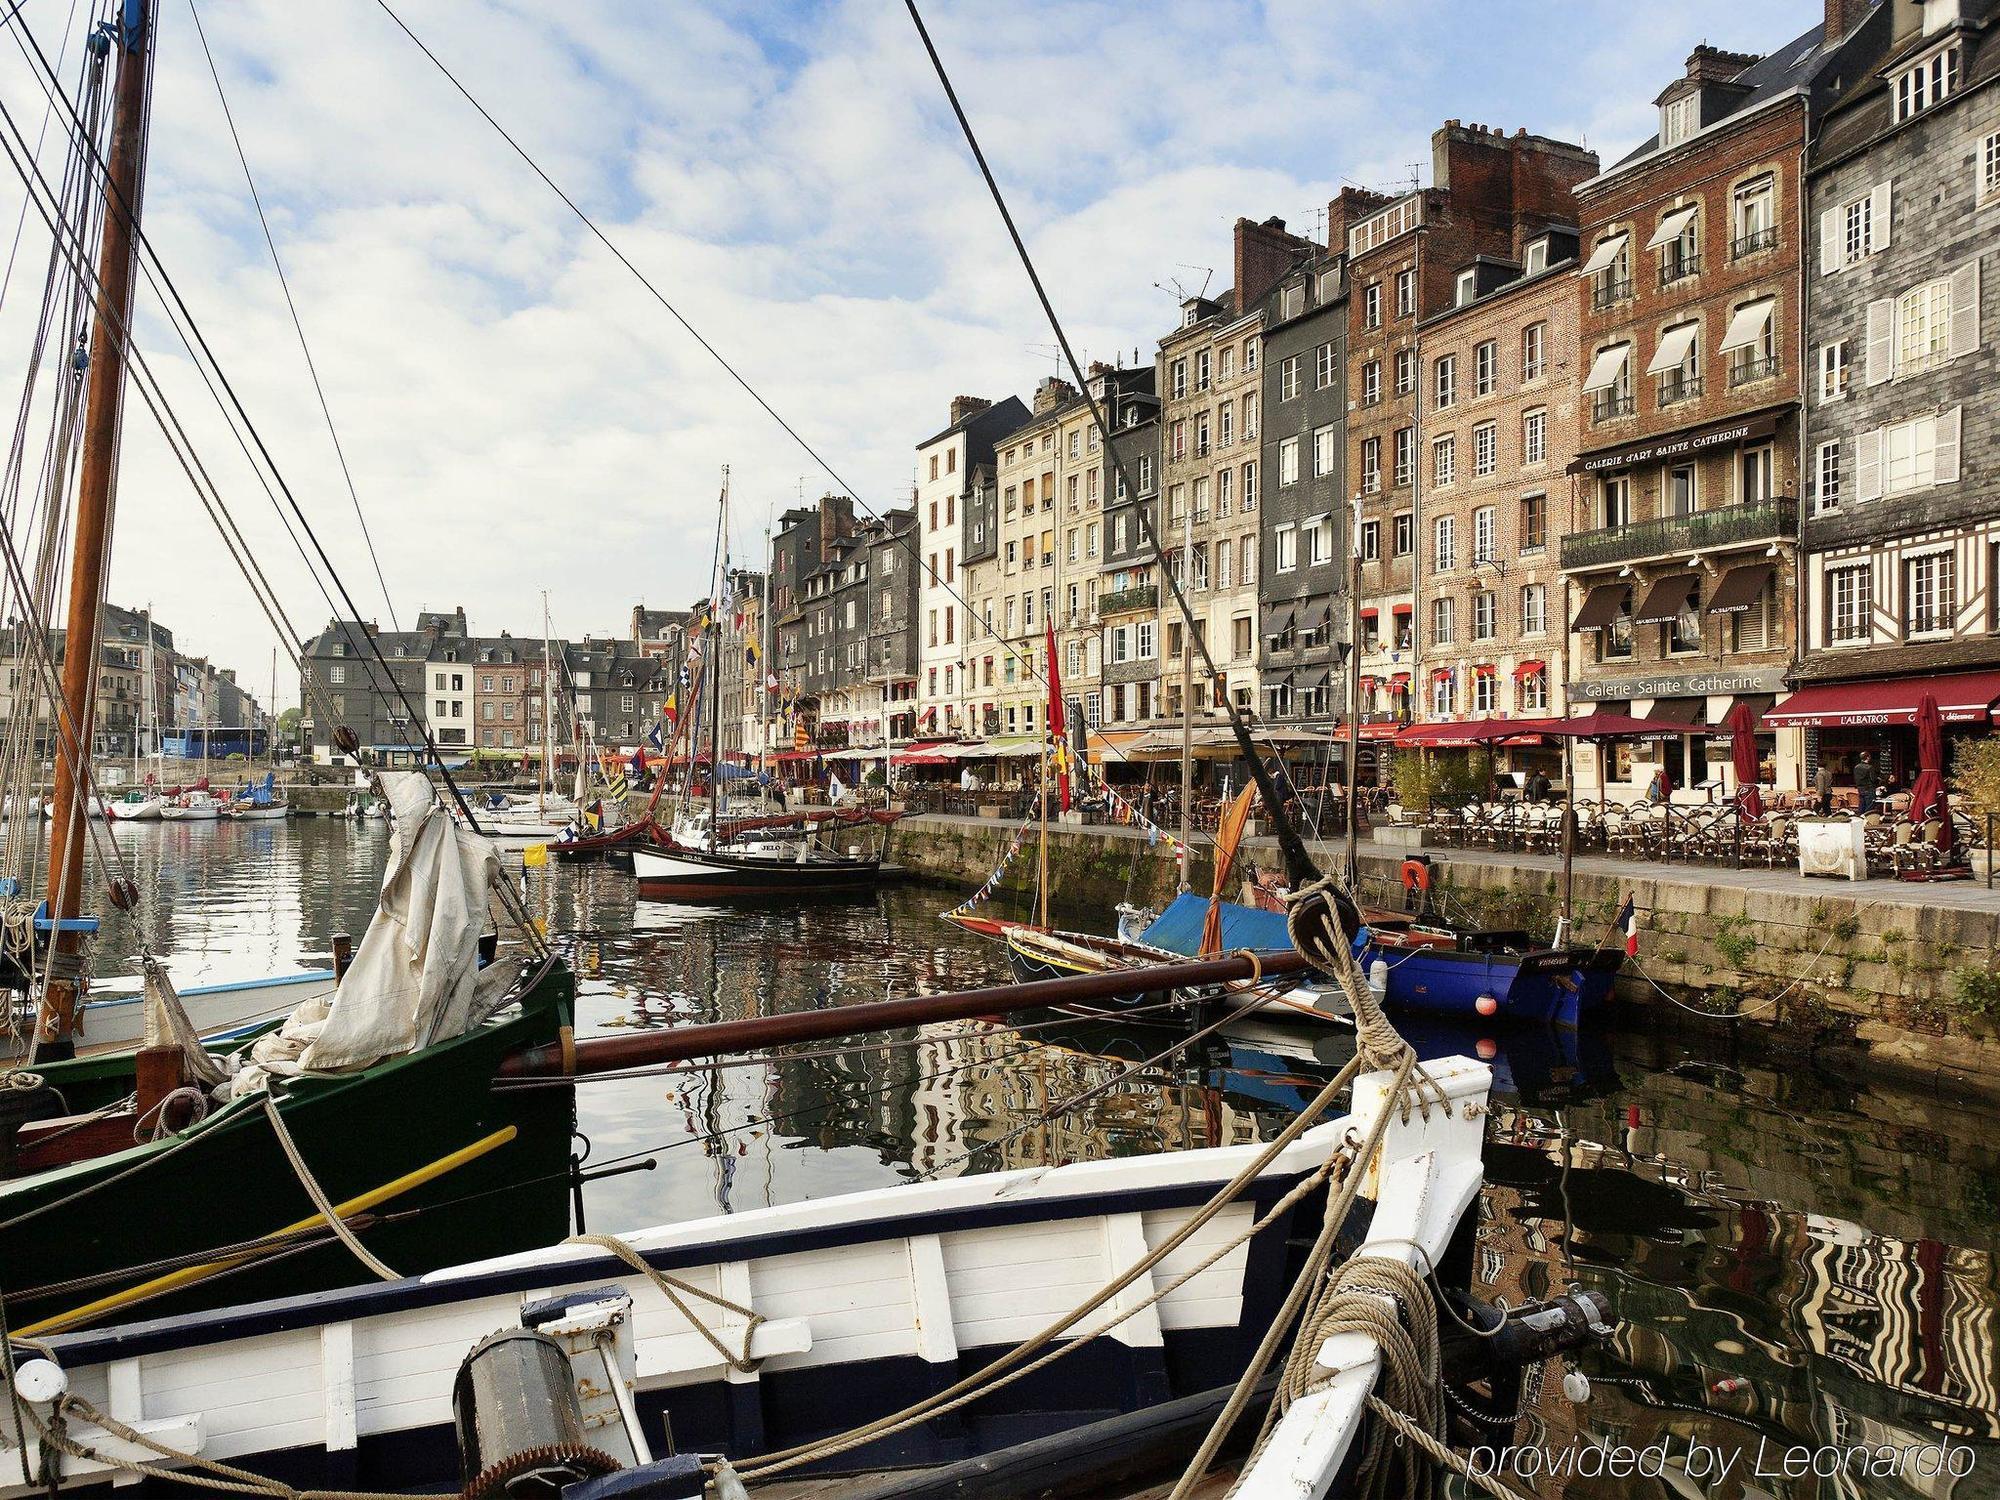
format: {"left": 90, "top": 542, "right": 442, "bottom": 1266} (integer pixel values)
{"left": 0, "top": 956, "right": 576, "bottom": 1335}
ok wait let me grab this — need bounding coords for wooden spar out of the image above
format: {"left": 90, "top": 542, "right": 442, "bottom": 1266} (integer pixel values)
{"left": 500, "top": 946, "right": 1318, "bottom": 1078}
{"left": 40, "top": 0, "right": 152, "bottom": 1051}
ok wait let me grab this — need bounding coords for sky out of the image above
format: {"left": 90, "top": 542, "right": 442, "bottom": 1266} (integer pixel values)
{"left": 0, "top": 0, "right": 1819, "bottom": 710}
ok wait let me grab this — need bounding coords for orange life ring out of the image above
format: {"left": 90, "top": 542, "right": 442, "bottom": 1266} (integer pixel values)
{"left": 1400, "top": 859, "right": 1432, "bottom": 894}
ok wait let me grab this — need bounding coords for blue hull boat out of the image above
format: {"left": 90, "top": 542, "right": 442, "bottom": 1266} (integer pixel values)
{"left": 1135, "top": 893, "right": 1621, "bottom": 1029}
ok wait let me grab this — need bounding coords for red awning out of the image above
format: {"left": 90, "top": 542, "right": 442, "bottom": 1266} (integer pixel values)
{"left": 1474, "top": 663, "right": 1497, "bottom": 676}
{"left": 892, "top": 740, "right": 956, "bottom": 766}
{"left": 1512, "top": 659, "right": 1546, "bottom": 679}
{"left": 1763, "top": 670, "right": 2000, "bottom": 728}
{"left": 1392, "top": 603, "right": 1413, "bottom": 615}
{"left": 1358, "top": 675, "right": 1378, "bottom": 689}
{"left": 1389, "top": 671, "right": 1412, "bottom": 685}
{"left": 1359, "top": 607, "right": 1379, "bottom": 619}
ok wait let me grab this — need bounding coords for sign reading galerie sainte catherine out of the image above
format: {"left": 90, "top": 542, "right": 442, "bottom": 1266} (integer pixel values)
{"left": 1565, "top": 412, "right": 1781, "bottom": 476}
{"left": 1565, "top": 668, "right": 1788, "bottom": 702}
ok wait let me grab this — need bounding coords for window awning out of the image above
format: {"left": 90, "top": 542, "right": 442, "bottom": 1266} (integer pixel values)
{"left": 1392, "top": 602, "right": 1413, "bottom": 615}
{"left": 1646, "top": 697, "right": 1706, "bottom": 725}
{"left": 1265, "top": 608, "right": 1294, "bottom": 637}
{"left": 1645, "top": 204, "right": 1698, "bottom": 249}
{"left": 1634, "top": 573, "right": 1700, "bottom": 626}
{"left": 1513, "top": 660, "right": 1546, "bottom": 679}
{"left": 1474, "top": 663, "right": 1497, "bottom": 676}
{"left": 1764, "top": 670, "right": 2000, "bottom": 728}
{"left": 1705, "top": 563, "right": 1772, "bottom": 614}
{"left": 1359, "top": 606, "right": 1379, "bottom": 619}
{"left": 1579, "top": 232, "right": 1628, "bottom": 276}
{"left": 1645, "top": 322, "right": 1700, "bottom": 375}
{"left": 1582, "top": 344, "right": 1630, "bottom": 394}
{"left": 1718, "top": 297, "right": 1775, "bottom": 354}
{"left": 1301, "top": 512, "right": 1330, "bottom": 530}
{"left": 1570, "top": 582, "right": 1629, "bottom": 632}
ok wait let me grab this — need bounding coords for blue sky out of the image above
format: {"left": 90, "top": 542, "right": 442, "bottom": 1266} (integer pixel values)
{"left": 0, "top": 0, "right": 1818, "bottom": 703}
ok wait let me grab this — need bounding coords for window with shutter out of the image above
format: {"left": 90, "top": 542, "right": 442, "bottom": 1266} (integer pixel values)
{"left": 1948, "top": 259, "right": 1980, "bottom": 357}
{"left": 1935, "top": 406, "right": 1962, "bottom": 484}
{"left": 1871, "top": 181, "right": 1892, "bottom": 251}
{"left": 1855, "top": 429, "right": 1883, "bottom": 500}
{"left": 1819, "top": 207, "right": 1840, "bottom": 275}
{"left": 1865, "top": 300, "right": 1895, "bottom": 385}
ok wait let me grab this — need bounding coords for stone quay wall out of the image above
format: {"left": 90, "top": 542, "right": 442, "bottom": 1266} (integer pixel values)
{"left": 891, "top": 813, "right": 2000, "bottom": 1100}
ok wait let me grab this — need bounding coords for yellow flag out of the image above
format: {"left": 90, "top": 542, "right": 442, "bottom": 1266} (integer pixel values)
{"left": 522, "top": 842, "right": 548, "bottom": 868}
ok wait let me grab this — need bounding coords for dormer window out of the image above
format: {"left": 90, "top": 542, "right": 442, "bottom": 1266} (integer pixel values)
{"left": 1181, "top": 306, "right": 1198, "bottom": 329}
{"left": 1660, "top": 92, "right": 1699, "bottom": 148}
{"left": 1524, "top": 238, "right": 1549, "bottom": 276}
{"left": 1455, "top": 268, "right": 1477, "bottom": 307}
{"left": 1894, "top": 42, "right": 1960, "bottom": 120}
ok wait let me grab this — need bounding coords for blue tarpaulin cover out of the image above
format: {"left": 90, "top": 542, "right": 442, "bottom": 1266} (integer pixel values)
{"left": 1140, "top": 891, "right": 1293, "bottom": 956}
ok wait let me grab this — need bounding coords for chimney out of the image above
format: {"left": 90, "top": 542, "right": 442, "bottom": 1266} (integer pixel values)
{"left": 1233, "top": 215, "right": 1311, "bottom": 312}
{"left": 948, "top": 394, "right": 989, "bottom": 425}
{"left": 1825, "top": 0, "right": 1869, "bottom": 38}
{"left": 1032, "top": 376, "right": 1076, "bottom": 415}
{"left": 1685, "top": 44, "right": 1760, "bottom": 83}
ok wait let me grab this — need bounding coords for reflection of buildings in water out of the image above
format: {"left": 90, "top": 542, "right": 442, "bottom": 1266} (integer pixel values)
{"left": 758, "top": 1020, "right": 1271, "bottom": 1180}
{"left": 1487, "top": 1100, "right": 2000, "bottom": 1495}
{"left": 1472, "top": 1183, "right": 1588, "bottom": 1499}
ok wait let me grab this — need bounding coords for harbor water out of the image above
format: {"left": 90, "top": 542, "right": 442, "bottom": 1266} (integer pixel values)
{"left": 49, "top": 817, "right": 2000, "bottom": 1497}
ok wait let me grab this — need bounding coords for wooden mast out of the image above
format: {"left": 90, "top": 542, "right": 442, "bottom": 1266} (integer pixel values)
{"left": 40, "top": 0, "right": 152, "bottom": 1053}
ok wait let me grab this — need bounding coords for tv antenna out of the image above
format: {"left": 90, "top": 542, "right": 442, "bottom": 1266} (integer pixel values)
{"left": 1153, "top": 264, "right": 1213, "bottom": 304}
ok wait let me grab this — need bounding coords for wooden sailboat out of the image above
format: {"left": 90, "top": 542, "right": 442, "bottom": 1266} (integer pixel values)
{"left": 633, "top": 469, "right": 891, "bottom": 899}
{"left": 0, "top": 0, "right": 577, "bottom": 1317}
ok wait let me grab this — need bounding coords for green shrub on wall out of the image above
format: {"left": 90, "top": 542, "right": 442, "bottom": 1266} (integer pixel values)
{"left": 1387, "top": 750, "right": 1482, "bottom": 811}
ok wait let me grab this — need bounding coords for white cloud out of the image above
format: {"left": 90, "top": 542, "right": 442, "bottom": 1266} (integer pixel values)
{"left": 0, "top": 0, "right": 1816, "bottom": 707}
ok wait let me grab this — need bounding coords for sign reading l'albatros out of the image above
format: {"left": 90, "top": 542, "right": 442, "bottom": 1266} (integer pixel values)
{"left": 1567, "top": 412, "right": 1781, "bottom": 475}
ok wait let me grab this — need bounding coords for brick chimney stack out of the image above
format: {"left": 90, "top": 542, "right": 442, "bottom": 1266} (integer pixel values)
{"left": 1824, "top": 0, "right": 1871, "bottom": 40}
{"left": 1233, "top": 215, "right": 1316, "bottom": 311}
{"left": 947, "top": 395, "right": 990, "bottom": 425}
{"left": 1685, "top": 44, "right": 1761, "bottom": 83}
{"left": 1032, "top": 376, "right": 1077, "bottom": 415}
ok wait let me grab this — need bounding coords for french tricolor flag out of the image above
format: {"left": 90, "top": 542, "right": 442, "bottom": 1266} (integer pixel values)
{"left": 1615, "top": 896, "right": 1639, "bottom": 958}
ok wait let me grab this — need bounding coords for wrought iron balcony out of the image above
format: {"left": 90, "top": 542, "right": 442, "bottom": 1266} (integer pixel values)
{"left": 1730, "top": 227, "right": 1778, "bottom": 259}
{"left": 1657, "top": 372, "right": 1704, "bottom": 407}
{"left": 1560, "top": 496, "right": 1798, "bottom": 571}
{"left": 1590, "top": 275, "right": 1633, "bottom": 312}
{"left": 1729, "top": 354, "right": 1781, "bottom": 388}
{"left": 1658, "top": 255, "right": 1702, "bottom": 287}
{"left": 1591, "top": 391, "right": 1635, "bottom": 424}
{"left": 1098, "top": 584, "right": 1159, "bottom": 614}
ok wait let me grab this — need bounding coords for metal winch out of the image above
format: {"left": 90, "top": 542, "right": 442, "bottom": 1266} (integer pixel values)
{"left": 454, "top": 1290, "right": 734, "bottom": 1500}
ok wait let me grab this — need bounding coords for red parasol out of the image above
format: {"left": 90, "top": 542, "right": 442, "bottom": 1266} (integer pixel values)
{"left": 1909, "top": 691, "right": 1949, "bottom": 848}
{"left": 1727, "top": 700, "right": 1763, "bottom": 819}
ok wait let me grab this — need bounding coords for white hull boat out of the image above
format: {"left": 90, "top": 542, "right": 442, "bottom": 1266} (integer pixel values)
{"left": 225, "top": 802, "right": 289, "bottom": 821}
{"left": 39, "top": 796, "right": 107, "bottom": 819}
{"left": 0, "top": 1058, "right": 1493, "bottom": 1497}
{"left": 105, "top": 795, "right": 164, "bottom": 821}
{"left": 159, "top": 794, "right": 222, "bottom": 821}
{"left": 57, "top": 968, "right": 337, "bottom": 1057}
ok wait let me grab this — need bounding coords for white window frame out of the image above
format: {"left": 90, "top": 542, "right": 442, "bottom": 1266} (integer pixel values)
{"left": 1906, "top": 549, "right": 1955, "bottom": 636}
{"left": 1815, "top": 440, "right": 1843, "bottom": 514}
{"left": 1521, "top": 322, "right": 1545, "bottom": 382}
{"left": 1433, "top": 513, "right": 1457, "bottom": 571}
{"left": 1363, "top": 283, "right": 1381, "bottom": 329}
{"left": 1520, "top": 582, "right": 1547, "bottom": 637}
{"left": 1828, "top": 563, "right": 1870, "bottom": 645}
{"left": 1473, "top": 423, "right": 1497, "bottom": 478}
{"left": 1523, "top": 408, "right": 1547, "bottom": 466}
{"left": 1275, "top": 525, "right": 1297, "bottom": 573}
{"left": 1313, "top": 424, "right": 1338, "bottom": 478}
{"left": 1432, "top": 433, "right": 1456, "bottom": 489}
{"left": 1435, "top": 354, "right": 1456, "bottom": 410}
{"left": 1894, "top": 42, "right": 1960, "bottom": 121}
{"left": 1982, "top": 129, "right": 2000, "bottom": 205}
{"left": 1278, "top": 435, "right": 1301, "bottom": 486}
{"left": 1818, "top": 340, "right": 1850, "bottom": 402}
{"left": 1396, "top": 268, "right": 1416, "bottom": 317}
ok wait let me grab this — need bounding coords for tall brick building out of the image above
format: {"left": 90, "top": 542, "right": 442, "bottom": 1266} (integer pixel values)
{"left": 1565, "top": 33, "right": 1840, "bottom": 793}
{"left": 1778, "top": 0, "right": 2000, "bottom": 787}
{"left": 1412, "top": 227, "right": 1583, "bottom": 742}
{"left": 1344, "top": 124, "right": 1598, "bottom": 733}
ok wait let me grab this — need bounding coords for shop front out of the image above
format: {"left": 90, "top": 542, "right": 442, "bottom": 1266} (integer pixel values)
{"left": 1565, "top": 667, "right": 1787, "bottom": 800}
{"left": 1763, "top": 669, "right": 2000, "bottom": 795}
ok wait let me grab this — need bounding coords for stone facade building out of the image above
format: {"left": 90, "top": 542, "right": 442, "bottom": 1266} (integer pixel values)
{"left": 1345, "top": 124, "right": 1599, "bottom": 735}
{"left": 1156, "top": 219, "right": 1309, "bottom": 728}
{"left": 914, "top": 395, "right": 1028, "bottom": 740}
{"left": 1567, "top": 37, "right": 1832, "bottom": 791}
{"left": 984, "top": 378, "right": 1078, "bottom": 742}
{"left": 771, "top": 494, "right": 857, "bottom": 747}
{"left": 1257, "top": 246, "right": 1347, "bottom": 730}
{"left": 1097, "top": 383, "right": 1163, "bottom": 729}
{"left": 1412, "top": 228, "right": 1581, "bottom": 727}
{"left": 1782, "top": 0, "right": 2000, "bottom": 783}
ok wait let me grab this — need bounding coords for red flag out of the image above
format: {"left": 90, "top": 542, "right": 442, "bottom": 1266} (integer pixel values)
{"left": 1044, "top": 621, "right": 1070, "bottom": 812}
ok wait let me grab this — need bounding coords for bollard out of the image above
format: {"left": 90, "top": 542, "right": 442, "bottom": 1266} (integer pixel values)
{"left": 331, "top": 931, "right": 353, "bottom": 982}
